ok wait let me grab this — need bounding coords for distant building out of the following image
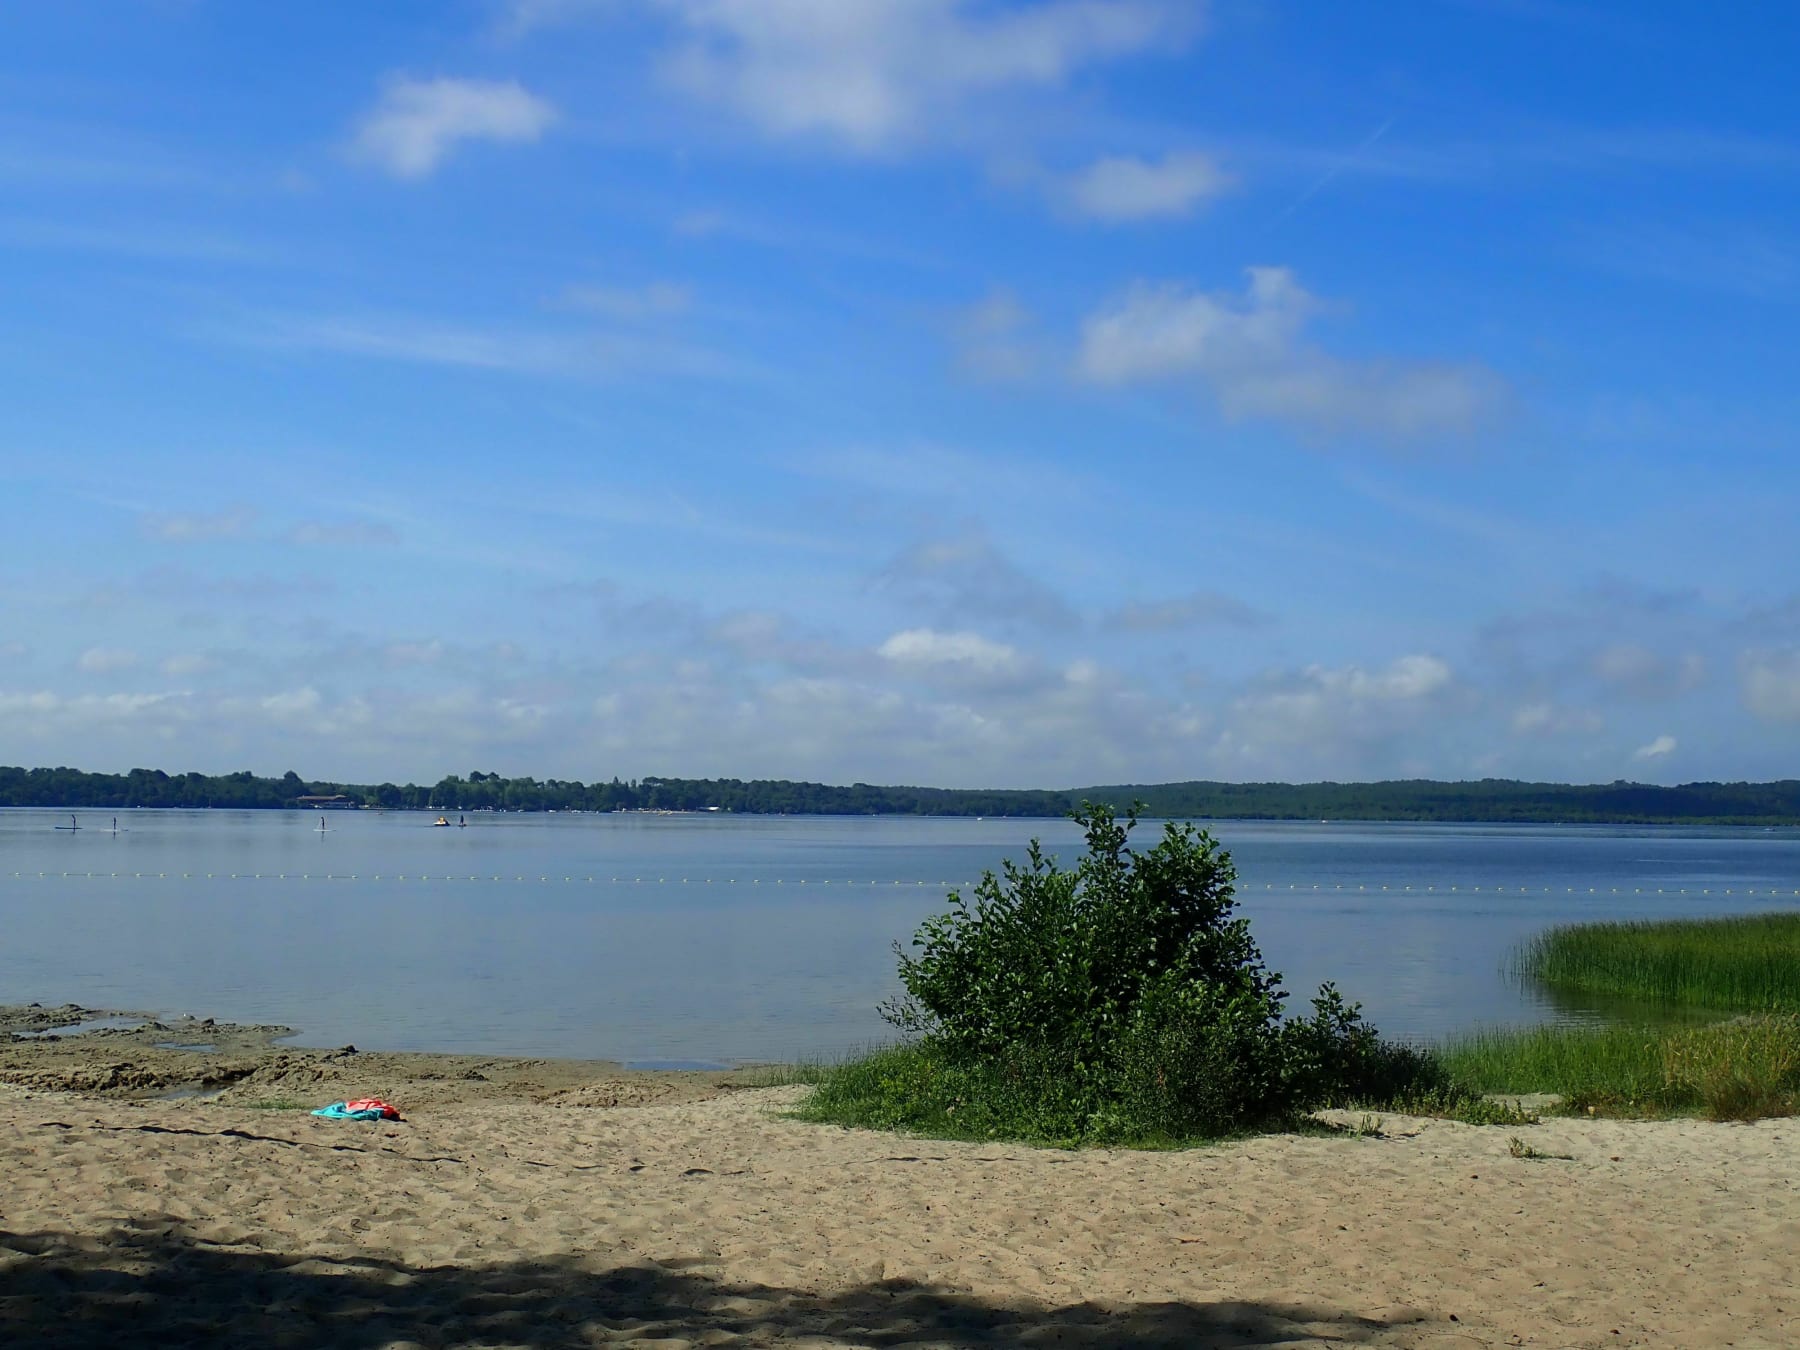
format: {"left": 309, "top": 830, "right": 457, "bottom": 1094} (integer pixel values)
{"left": 294, "top": 794, "right": 356, "bottom": 809}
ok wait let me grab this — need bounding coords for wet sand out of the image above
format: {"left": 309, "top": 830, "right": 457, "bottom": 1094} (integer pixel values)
{"left": 3, "top": 1006, "right": 1797, "bottom": 1348}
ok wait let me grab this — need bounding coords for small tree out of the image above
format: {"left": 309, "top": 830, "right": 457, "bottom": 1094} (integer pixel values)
{"left": 889, "top": 801, "right": 1283, "bottom": 1059}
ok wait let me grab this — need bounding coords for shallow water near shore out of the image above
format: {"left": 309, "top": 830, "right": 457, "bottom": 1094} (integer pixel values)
{"left": 2, "top": 808, "right": 1797, "bottom": 1061}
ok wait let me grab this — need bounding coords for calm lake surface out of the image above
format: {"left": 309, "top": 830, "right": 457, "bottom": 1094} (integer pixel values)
{"left": 3, "top": 809, "right": 1798, "bottom": 1063}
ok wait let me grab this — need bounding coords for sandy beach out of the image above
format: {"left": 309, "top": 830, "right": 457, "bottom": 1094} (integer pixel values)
{"left": 2, "top": 1010, "right": 1796, "bottom": 1348}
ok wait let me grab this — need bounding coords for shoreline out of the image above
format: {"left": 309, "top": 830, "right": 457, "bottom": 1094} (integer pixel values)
{"left": 0, "top": 1004, "right": 769, "bottom": 1110}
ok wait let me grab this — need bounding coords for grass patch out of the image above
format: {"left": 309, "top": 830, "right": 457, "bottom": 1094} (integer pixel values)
{"left": 1440, "top": 1023, "right": 1676, "bottom": 1111}
{"left": 1517, "top": 913, "right": 1800, "bottom": 1013}
{"left": 1439, "top": 1016, "right": 1800, "bottom": 1121}
{"left": 1378, "top": 1084, "right": 1540, "bottom": 1126}
{"left": 1664, "top": 1016, "right": 1800, "bottom": 1121}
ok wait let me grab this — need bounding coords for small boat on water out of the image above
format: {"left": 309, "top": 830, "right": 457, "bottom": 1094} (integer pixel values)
{"left": 433, "top": 816, "right": 451, "bottom": 827}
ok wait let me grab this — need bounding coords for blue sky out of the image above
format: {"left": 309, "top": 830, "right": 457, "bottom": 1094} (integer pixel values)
{"left": 3, "top": 0, "right": 1797, "bottom": 787}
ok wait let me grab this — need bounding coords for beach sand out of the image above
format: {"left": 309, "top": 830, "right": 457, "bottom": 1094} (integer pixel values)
{"left": 2, "top": 1012, "right": 1797, "bottom": 1348}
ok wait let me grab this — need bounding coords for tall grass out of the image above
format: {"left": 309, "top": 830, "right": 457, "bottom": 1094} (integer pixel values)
{"left": 1516, "top": 913, "right": 1800, "bottom": 1012}
{"left": 1439, "top": 1016, "right": 1800, "bottom": 1120}
{"left": 1439, "top": 1023, "right": 1675, "bottom": 1110}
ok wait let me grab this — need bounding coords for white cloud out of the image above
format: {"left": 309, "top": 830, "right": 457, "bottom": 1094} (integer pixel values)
{"left": 1742, "top": 649, "right": 1800, "bottom": 722}
{"left": 1079, "top": 267, "right": 1508, "bottom": 442}
{"left": 578, "top": 0, "right": 1192, "bottom": 152}
{"left": 878, "top": 627, "right": 1022, "bottom": 676}
{"left": 76, "top": 647, "right": 139, "bottom": 674}
{"left": 1060, "top": 150, "right": 1232, "bottom": 221}
{"left": 351, "top": 76, "right": 556, "bottom": 179}
{"left": 1633, "top": 733, "right": 1677, "bottom": 760}
{"left": 1329, "top": 653, "right": 1453, "bottom": 700}
{"left": 1211, "top": 653, "right": 1458, "bottom": 776}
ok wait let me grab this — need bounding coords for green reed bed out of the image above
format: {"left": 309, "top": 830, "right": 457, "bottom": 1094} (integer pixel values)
{"left": 1516, "top": 912, "right": 1800, "bottom": 1012}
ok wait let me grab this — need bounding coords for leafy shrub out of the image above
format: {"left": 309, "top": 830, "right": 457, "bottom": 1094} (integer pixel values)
{"left": 855, "top": 804, "right": 1438, "bottom": 1144}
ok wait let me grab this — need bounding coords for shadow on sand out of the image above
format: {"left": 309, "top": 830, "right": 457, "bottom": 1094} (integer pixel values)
{"left": 0, "top": 1218, "right": 1433, "bottom": 1348}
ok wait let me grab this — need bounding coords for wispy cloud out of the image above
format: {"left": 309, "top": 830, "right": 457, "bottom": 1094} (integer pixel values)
{"left": 1080, "top": 267, "right": 1509, "bottom": 443}
{"left": 1268, "top": 118, "right": 1394, "bottom": 225}
{"left": 1633, "top": 733, "right": 1677, "bottom": 760}
{"left": 1101, "top": 590, "right": 1270, "bottom": 633}
{"left": 949, "top": 288, "right": 1039, "bottom": 380}
{"left": 140, "top": 506, "right": 257, "bottom": 542}
{"left": 672, "top": 206, "right": 946, "bottom": 269}
{"left": 76, "top": 647, "right": 139, "bottom": 674}
{"left": 873, "top": 532, "right": 1077, "bottom": 631}
{"left": 1511, "top": 701, "right": 1603, "bottom": 737}
{"left": 286, "top": 520, "right": 401, "bottom": 548}
{"left": 350, "top": 76, "right": 557, "bottom": 179}
{"left": 222, "top": 309, "right": 751, "bottom": 382}
{"left": 0, "top": 218, "right": 273, "bottom": 265}
{"left": 1569, "top": 220, "right": 1798, "bottom": 299}
{"left": 1226, "top": 122, "right": 1800, "bottom": 199}
{"left": 556, "top": 281, "right": 694, "bottom": 319}
{"left": 1742, "top": 649, "right": 1800, "bottom": 722}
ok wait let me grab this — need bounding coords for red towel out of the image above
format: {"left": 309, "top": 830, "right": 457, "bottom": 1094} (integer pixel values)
{"left": 342, "top": 1097, "right": 403, "bottom": 1120}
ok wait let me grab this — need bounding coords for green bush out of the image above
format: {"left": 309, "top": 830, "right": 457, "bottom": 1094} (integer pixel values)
{"left": 847, "top": 804, "right": 1436, "bottom": 1144}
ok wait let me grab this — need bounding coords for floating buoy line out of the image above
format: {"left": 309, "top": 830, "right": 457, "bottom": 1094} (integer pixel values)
{"left": 3, "top": 872, "right": 1796, "bottom": 897}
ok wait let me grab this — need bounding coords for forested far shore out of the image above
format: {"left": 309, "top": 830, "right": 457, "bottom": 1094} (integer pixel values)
{"left": 3, "top": 765, "right": 1799, "bottom": 825}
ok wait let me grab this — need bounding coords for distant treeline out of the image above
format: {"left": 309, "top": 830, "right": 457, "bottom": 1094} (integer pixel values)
{"left": 3, "top": 765, "right": 1799, "bottom": 825}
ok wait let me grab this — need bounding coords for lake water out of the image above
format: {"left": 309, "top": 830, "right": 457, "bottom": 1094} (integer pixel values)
{"left": 3, "top": 809, "right": 1797, "bottom": 1063}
